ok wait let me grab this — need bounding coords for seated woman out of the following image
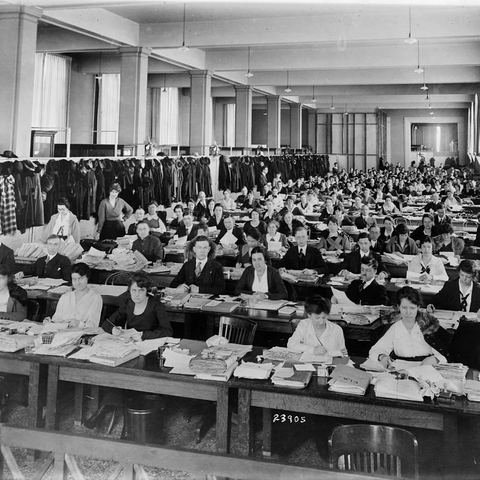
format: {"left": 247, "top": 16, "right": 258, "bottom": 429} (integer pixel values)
{"left": 46, "top": 263, "right": 103, "bottom": 328}
{"left": 127, "top": 208, "right": 145, "bottom": 235}
{"left": 318, "top": 216, "right": 352, "bottom": 253}
{"left": 132, "top": 221, "right": 163, "bottom": 262}
{"left": 144, "top": 200, "right": 167, "bottom": 236}
{"left": 319, "top": 197, "right": 335, "bottom": 221}
{"left": 169, "top": 204, "right": 184, "bottom": 230}
{"left": 234, "top": 247, "right": 288, "bottom": 300}
{"left": 243, "top": 208, "right": 267, "bottom": 237}
{"left": 262, "top": 200, "right": 278, "bottom": 224}
{"left": 379, "top": 216, "right": 396, "bottom": 243}
{"left": 408, "top": 237, "right": 448, "bottom": 282}
{"left": 219, "top": 189, "right": 236, "bottom": 211}
{"left": 410, "top": 214, "right": 438, "bottom": 247}
{"left": 444, "top": 189, "right": 462, "bottom": 211}
{"left": 237, "top": 229, "right": 263, "bottom": 267}
{"left": 385, "top": 223, "right": 419, "bottom": 255}
{"left": 369, "top": 286, "right": 450, "bottom": 367}
{"left": 241, "top": 191, "right": 260, "bottom": 211}
{"left": 278, "top": 211, "right": 303, "bottom": 238}
{"left": 433, "top": 224, "right": 465, "bottom": 257}
{"left": 207, "top": 203, "right": 224, "bottom": 229}
{"left": 262, "top": 220, "right": 290, "bottom": 252}
{"left": 333, "top": 205, "right": 354, "bottom": 227}
{"left": 381, "top": 195, "right": 400, "bottom": 216}
{"left": 0, "top": 265, "right": 27, "bottom": 321}
{"left": 215, "top": 214, "right": 246, "bottom": 246}
{"left": 287, "top": 295, "right": 347, "bottom": 355}
{"left": 102, "top": 272, "right": 172, "bottom": 340}
{"left": 294, "top": 192, "right": 313, "bottom": 215}
{"left": 202, "top": 198, "right": 216, "bottom": 223}
{"left": 42, "top": 197, "right": 81, "bottom": 243}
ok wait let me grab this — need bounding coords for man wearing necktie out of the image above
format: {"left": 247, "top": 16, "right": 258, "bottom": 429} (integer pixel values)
{"left": 170, "top": 236, "right": 225, "bottom": 295}
{"left": 345, "top": 256, "right": 389, "bottom": 306}
{"left": 173, "top": 210, "right": 199, "bottom": 242}
{"left": 428, "top": 260, "right": 480, "bottom": 316}
{"left": 278, "top": 226, "right": 329, "bottom": 275}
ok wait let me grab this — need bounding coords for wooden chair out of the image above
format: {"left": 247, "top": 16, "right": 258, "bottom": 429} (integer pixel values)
{"left": 104, "top": 271, "right": 133, "bottom": 286}
{"left": 329, "top": 424, "right": 419, "bottom": 479}
{"left": 25, "top": 299, "right": 40, "bottom": 322}
{"left": 218, "top": 316, "right": 257, "bottom": 345}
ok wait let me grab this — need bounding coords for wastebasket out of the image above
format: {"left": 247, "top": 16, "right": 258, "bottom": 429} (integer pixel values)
{"left": 123, "top": 394, "right": 166, "bottom": 444}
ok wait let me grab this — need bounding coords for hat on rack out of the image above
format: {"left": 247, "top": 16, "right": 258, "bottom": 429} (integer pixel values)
{"left": 141, "top": 176, "right": 155, "bottom": 193}
{"left": 175, "top": 158, "right": 184, "bottom": 170}
{"left": 1, "top": 150, "right": 18, "bottom": 159}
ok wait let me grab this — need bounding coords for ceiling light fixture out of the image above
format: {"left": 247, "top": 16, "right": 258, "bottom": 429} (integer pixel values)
{"left": 245, "top": 47, "right": 254, "bottom": 78}
{"left": 179, "top": 3, "right": 189, "bottom": 51}
{"left": 414, "top": 40, "right": 424, "bottom": 73}
{"left": 284, "top": 71, "right": 292, "bottom": 93}
{"left": 311, "top": 86, "right": 317, "bottom": 103}
{"left": 420, "top": 69, "right": 428, "bottom": 90}
{"left": 404, "top": 6, "right": 417, "bottom": 45}
{"left": 329, "top": 95, "right": 335, "bottom": 110}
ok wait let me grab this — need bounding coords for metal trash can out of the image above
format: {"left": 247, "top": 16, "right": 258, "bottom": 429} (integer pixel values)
{"left": 123, "top": 394, "right": 166, "bottom": 444}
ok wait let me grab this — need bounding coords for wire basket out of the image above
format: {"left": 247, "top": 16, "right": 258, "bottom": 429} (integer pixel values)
{"left": 41, "top": 333, "right": 54, "bottom": 344}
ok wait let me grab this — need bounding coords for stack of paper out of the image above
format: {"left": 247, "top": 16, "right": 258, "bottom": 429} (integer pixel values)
{"left": 262, "top": 347, "right": 301, "bottom": 362}
{"left": 271, "top": 364, "right": 313, "bottom": 389}
{"left": 234, "top": 362, "right": 274, "bottom": 380}
{"left": 433, "top": 363, "right": 468, "bottom": 382}
{"left": 464, "top": 380, "right": 480, "bottom": 402}
{"left": 245, "top": 299, "right": 289, "bottom": 311}
{"left": 374, "top": 374, "right": 424, "bottom": 401}
{"left": 195, "top": 362, "right": 238, "bottom": 381}
{"left": 328, "top": 365, "right": 372, "bottom": 395}
{"left": 0, "top": 334, "right": 34, "bottom": 353}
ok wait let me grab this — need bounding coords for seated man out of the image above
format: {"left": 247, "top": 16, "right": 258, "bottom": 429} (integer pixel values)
{"left": 369, "top": 225, "right": 385, "bottom": 254}
{"left": 354, "top": 205, "right": 377, "bottom": 230}
{"left": 21, "top": 234, "right": 71, "bottom": 281}
{"left": 215, "top": 214, "right": 246, "bottom": 247}
{"left": 345, "top": 256, "right": 389, "bottom": 306}
{"left": 173, "top": 209, "right": 198, "bottom": 242}
{"left": 132, "top": 221, "right": 163, "bottom": 262}
{"left": 170, "top": 236, "right": 225, "bottom": 295}
{"left": 193, "top": 191, "right": 208, "bottom": 221}
{"left": 278, "top": 226, "right": 329, "bottom": 275}
{"left": 127, "top": 208, "right": 146, "bottom": 235}
{"left": 428, "top": 260, "right": 480, "bottom": 314}
{"left": 235, "top": 186, "right": 249, "bottom": 207}
{"left": 337, "top": 232, "right": 388, "bottom": 280}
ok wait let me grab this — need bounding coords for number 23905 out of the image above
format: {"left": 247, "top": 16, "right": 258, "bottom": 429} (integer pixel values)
{"left": 273, "top": 413, "right": 306, "bottom": 423}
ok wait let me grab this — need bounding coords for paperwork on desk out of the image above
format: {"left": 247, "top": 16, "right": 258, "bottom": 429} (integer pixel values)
{"left": 189, "top": 344, "right": 252, "bottom": 375}
{"left": 382, "top": 253, "right": 416, "bottom": 265}
{"left": 19, "top": 277, "right": 67, "bottom": 291}
{"left": 220, "top": 230, "right": 237, "bottom": 247}
{"left": 234, "top": 362, "right": 274, "bottom": 380}
{"left": 262, "top": 346, "right": 301, "bottom": 362}
{"left": 0, "top": 333, "right": 34, "bottom": 352}
{"left": 374, "top": 374, "right": 424, "bottom": 402}
{"left": 272, "top": 363, "right": 313, "bottom": 389}
{"left": 464, "top": 380, "right": 480, "bottom": 402}
{"left": 135, "top": 337, "right": 180, "bottom": 356}
{"left": 328, "top": 365, "right": 372, "bottom": 395}
{"left": 30, "top": 330, "right": 84, "bottom": 357}
{"left": 240, "top": 298, "right": 289, "bottom": 311}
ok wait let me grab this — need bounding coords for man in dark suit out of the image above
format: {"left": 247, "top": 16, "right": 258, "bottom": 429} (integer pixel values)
{"left": 428, "top": 260, "right": 480, "bottom": 314}
{"left": 354, "top": 205, "right": 377, "bottom": 230}
{"left": 174, "top": 210, "right": 198, "bottom": 241}
{"left": 278, "top": 226, "right": 329, "bottom": 275}
{"left": 345, "top": 256, "right": 389, "bottom": 305}
{"left": 0, "top": 242, "right": 15, "bottom": 272}
{"left": 433, "top": 203, "right": 452, "bottom": 228}
{"left": 337, "top": 232, "right": 388, "bottom": 279}
{"left": 215, "top": 214, "right": 246, "bottom": 246}
{"left": 193, "top": 191, "right": 208, "bottom": 221}
{"left": 22, "top": 234, "right": 71, "bottom": 281}
{"left": 369, "top": 225, "right": 386, "bottom": 254}
{"left": 170, "top": 236, "right": 225, "bottom": 295}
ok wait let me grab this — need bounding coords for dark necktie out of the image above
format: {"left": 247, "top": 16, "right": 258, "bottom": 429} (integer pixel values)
{"left": 195, "top": 262, "right": 202, "bottom": 278}
{"left": 420, "top": 265, "right": 430, "bottom": 274}
{"left": 359, "top": 282, "right": 365, "bottom": 292}
{"left": 460, "top": 293, "right": 469, "bottom": 312}
{"left": 299, "top": 249, "right": 305, "bottom": 260}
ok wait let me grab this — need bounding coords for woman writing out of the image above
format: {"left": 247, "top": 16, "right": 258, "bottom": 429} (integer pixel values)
{"left": 42, "top": 197, "right": 81, "bottom": 243}
{"left": 369, "top": 286, "right": 449, "bottom": 367}
{"left": 97, "top": 183, "right": 133, "bottom": 240}
{"left": 0, "top": 266, "right": 27, "bottom": 321}
{"left": 234, "top": 247, "right": 288, "bottom": 300}
{"left": 102, "top": 272, "right": 172, "bottom": 340}
{"left": 46, "top": 263, "right": 103, "bottom": 328}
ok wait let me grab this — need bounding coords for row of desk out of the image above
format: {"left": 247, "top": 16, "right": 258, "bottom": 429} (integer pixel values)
{"left": 2, "top": 345, "right": 479, "bottom": 477}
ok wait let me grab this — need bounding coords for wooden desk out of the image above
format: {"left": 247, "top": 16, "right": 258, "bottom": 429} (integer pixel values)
{"left": 234, "top": 364, "right": 480, "bottom": 477}
{"left": 43, "top": 350, "right": 232, "bottom": 453}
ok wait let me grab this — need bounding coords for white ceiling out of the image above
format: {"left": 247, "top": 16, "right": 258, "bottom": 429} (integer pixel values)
{"left": 4, "top": 0, "right": 480, "bottom": 111}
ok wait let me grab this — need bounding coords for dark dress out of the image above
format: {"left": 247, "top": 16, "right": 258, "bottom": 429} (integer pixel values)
{"left": 234, "top": 265, "right": 288, "bottom": 300}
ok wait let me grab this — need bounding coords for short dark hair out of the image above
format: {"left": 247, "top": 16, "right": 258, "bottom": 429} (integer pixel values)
{"left": 358, "top": 232, "right": 369, "bottom": 241}
{"left": 183, "top": 208, "right": 193, "bottom": 217}
{"left": 197, "top": 222, "right": 209, "bottom": 232}
{"left": 173, "top": 204, "right": 183, "bottom": 213}
{"left": 422, "top": 213, "right": 434, "bottom": 224}
{"left": 304, "top": 295, "right": 331, "bottom": 315}
{"left": 129, "top": 272, "right": 153, "bottom": 291}
{"left": 384, "top": 216, "right": 394, "bottom": 224}
{"left": 250, "top": 246, "right": 268, "bottom": 261}
{"left": 327, "top": 215, "right": 338, "bottom": 225}
{"left": 396, "top": 286, "right": 422, "bottom": 307}
{"left": 214, "top": 203, "right": 223, "bottom": 210}
{"left": 136, "top": 220, "right": 150, "bottom": 229}
{"left": 108, "top": 183, "right": 122, "bottom": 193}
{"left": 47, "top": 234, "right": 60, "bottom": 242}
{"left": 459, "top": 259, "right": 475, "bottom": 275}
{"left": 246, "top": 228, "right": 261, "bottom": 241}
{"left": 361, "top": 255, "right": 378, "bottom": 272}
{"left": 267, "top": 220, "right": 280, "bottom": 229}
{"left": 57, "top": 197, "right": 70, "bottom": 209}
{"left": 71, "top": 262, "right": 91, "bottom": 279}
{"left": 419, "top": 235, "right": 433, "bottom": 246}
{"left": 294, "top": 226, "right": 308, "bottom": 236}
{"left": 395, "top": 223, "right": 409, "bottom": 235}
{"left": 148, "top": 200, "right": 158, "bottom": 207}
{"left": 0, "top": 265, "right": 14, "bottom": 284}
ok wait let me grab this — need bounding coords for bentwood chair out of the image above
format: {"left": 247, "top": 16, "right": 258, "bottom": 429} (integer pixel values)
{"left": 329, "top": 424, "right": 419, "bottom": 479}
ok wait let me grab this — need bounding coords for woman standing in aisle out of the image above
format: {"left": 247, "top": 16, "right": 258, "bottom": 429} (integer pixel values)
{"left": 97, "top": 183, "right": 133, "bottom": 240}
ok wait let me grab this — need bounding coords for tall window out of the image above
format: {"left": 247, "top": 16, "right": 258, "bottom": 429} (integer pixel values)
{"left": 224, "top": 104, "right": 236, "bottom": 147}
{"left": 96, "top": 74, "right": 121, "bottom": 144}
{"left": 32, "top": 53, "right": 71, "bottom": 142}
{"left": 148, "top": 87, "right": 180, "bottom": 145}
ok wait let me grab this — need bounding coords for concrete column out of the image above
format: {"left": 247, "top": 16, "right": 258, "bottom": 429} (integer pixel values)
{"left": 118, "top": 46, "right": 152, "bottom": 155}
{"left": 0, "top": 6, "right": 42, "bottom": 156}
{"left": 266, "top": 95, "right": 282, "bottom": 150}
{"left": 235, "top": 86, "right": 253, "bottom": 148}
{"left": 290, "top": 103, "right": 303, "bottom": 150}
{"left": 189, "top": 70, "right": 213, "bottom": 155}
{"left": 308, "top": 110, "right": 317, "bottom": 152}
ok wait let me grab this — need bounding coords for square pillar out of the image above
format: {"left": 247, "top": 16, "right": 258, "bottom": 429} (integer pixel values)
{"left": 189, "top": 70, "right": 213, "bottom": 155}
{"left": 308, "top": 110, "right": 317, "bottom": 152}
{"left": 267, "top": 95, "right": 282, "bottom": 150}
{"left": 118, "top": 46, "right": 152, "bottom": 156}
{"left": 235, "top": 86, "right": 253, "bottom": 148}
{"left": 290, "top": 103, "right": 303, "bottom": 150}
{"left": 0, "top": 6, "right": 42, "bottom": 156}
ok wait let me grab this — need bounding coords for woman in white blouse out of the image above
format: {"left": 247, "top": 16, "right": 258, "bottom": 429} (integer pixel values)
{"left": 369, "top": 286, "right": 450, "bottom": 367}
{"left": 408, "top": 236, "right": 448, "bottom": 282}
{"left": 262, "top": 220, "right": 289, "bottom": 251}
{"left": 42, "top": 197, "right": 80, "bottom": 243}
{"left": 287, "top": 295, "right": 347, "bottom": 356}
{"left": 46, "top": 263, "right": 103, "bottom": 328}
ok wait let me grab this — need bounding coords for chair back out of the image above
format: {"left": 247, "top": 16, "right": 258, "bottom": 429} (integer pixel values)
{"left": 218, "top": 316, "right": 257, "bottom": 345}
{"left": 329, "top": 424, "right": 419, "bottom": 479}
{"left": 25, "top": 299, "right": 40, "bottom": 322}
{"left": 105, "top": 271, "right": 134, "bottom": 286}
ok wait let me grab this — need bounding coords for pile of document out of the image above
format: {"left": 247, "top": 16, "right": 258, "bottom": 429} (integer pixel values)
{"left": 433, "top": 363, "right": 468, "bottom": 382}
{"left": 271, "top": 363, "right": 313, "bottom": 389}
{"left": 328, "top": 365, "right": 372, "bottom": 395}
{"left": 262, "top": 347, "right": 301, "bottom": 362}
{"left": 464, "top": 380, "right": 480, "bottom": 402}
{"left": 15, "top": 242, "right": 83, "bottom": 261}
{"left": 234, "top": 362, "right": 273, "bottom": 380}
{"left": 30, "top": 330, "right": 85, "bottom": 357}
{"left": 374, "top": 374, "right": 424, "bottom": 402}
{"left": 0, "top": 333, "right": 34, "bottom": 352}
